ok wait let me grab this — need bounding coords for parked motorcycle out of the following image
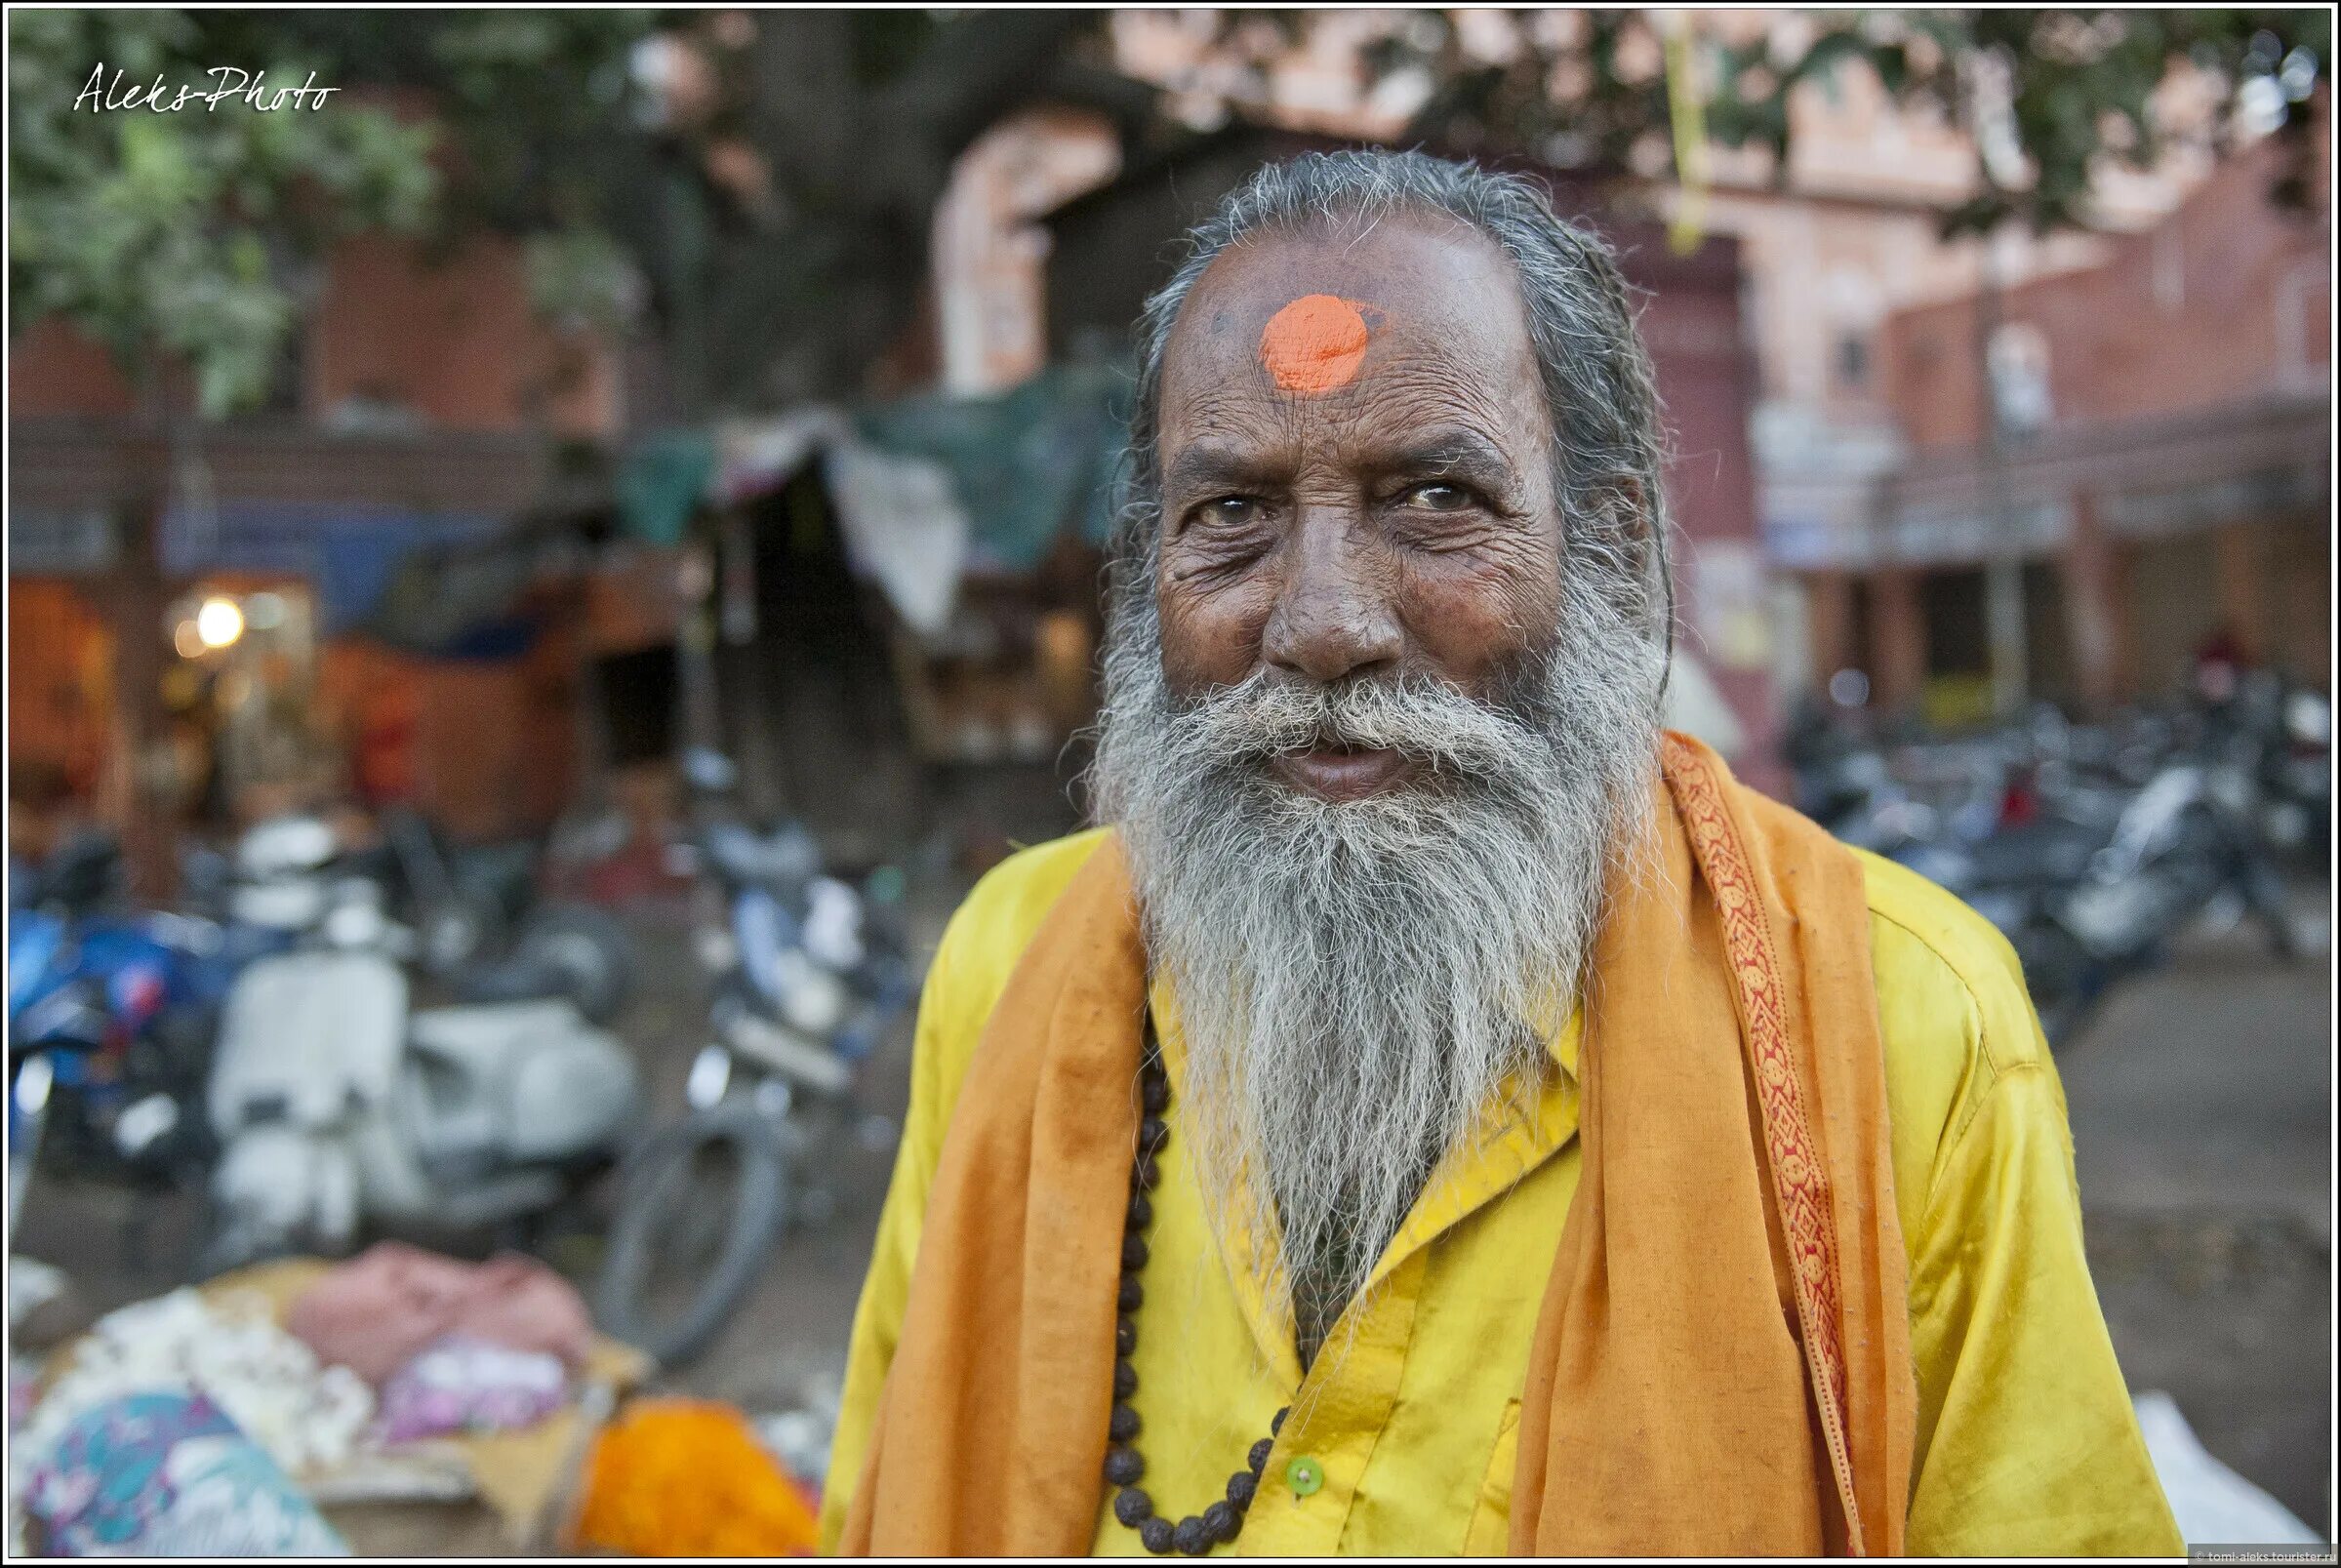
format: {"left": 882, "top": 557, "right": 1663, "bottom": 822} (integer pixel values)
{"left": 1801, "top": 697, "right": 2311, "bottom": 1048}
{"left": 200, "top": 869, "right": 641, "bottom": 1275}
{"left": 593, "top": 749, "right": 914, "bottom": 1369}
{"left": 2218, "top": 674, "right": 2330, "bottom": 873}
{"left": 7, "top": 832, "right": 223, "bottom": 1264}
{"left": 2024, "top": 754, "right": 2300, "bottom": 1041}
{"left": 375, "top": 804, "right": 636, "bottom": 1025}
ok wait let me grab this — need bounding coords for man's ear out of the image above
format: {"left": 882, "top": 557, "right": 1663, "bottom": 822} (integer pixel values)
{"left": 1609, "top": 474, "right": 1650, "bottom": 544}
{"left": 1600, "top": 471, "right": 1674, "bottom": 664}
{"left": 1599, "top": 474, "right": 1663, "bottom": 585}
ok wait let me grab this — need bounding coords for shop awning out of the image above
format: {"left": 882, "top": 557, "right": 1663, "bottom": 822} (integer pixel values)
{"left": 627, "top": 365, "right": 1133, "bottom": 637}
{"left": 850, "top": 362, "right": 1128, "bottom": 574}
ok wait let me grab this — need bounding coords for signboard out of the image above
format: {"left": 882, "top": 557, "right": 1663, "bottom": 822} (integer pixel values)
{"left": 1879, "top": 498, "right": 2070, "bottom": 566}
{"left": 1764, "top": 498, "right": 2071, "bottom": 572}
{"left": 7, "top": 508, "right": 118, "bottom": 577}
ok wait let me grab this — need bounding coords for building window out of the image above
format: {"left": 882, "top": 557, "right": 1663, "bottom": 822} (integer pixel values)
{"left": 1835, "top": 332, "right": 1871, "bottom": 390}
{"left": 1987, "top": 322, "right": 2053, "bottom": 435}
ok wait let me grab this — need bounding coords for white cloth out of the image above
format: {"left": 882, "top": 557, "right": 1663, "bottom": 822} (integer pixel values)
{"left": 17, "top": 1289, "right": 373, "bottom": 1480}
{"left": 713, "top": 408, "right": 852, "bottom": 506}
{"left": 2133, "top": 1389, "right": 2320, "bottom": 1546}
{"left": 823, "top": 440, "right": 970, "bottom": 637}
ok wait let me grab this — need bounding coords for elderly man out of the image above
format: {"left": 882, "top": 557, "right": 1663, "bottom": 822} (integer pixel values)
{"left": 822, "top": 151, "right": 2179, "bottom": 1556}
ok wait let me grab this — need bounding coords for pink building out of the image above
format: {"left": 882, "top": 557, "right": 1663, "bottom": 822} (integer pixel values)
{"left": 932, "top": 9, "right": 2255, "bottom": 748}
{"left": 1797, "top": 125, "right": 2330, "bottom": 715}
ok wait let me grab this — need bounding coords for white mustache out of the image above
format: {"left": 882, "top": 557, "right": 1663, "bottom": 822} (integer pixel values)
{"left": 1170, "top": 669, "right": 1553, "bottom": 783}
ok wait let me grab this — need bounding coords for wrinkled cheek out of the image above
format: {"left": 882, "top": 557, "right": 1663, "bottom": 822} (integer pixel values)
{"left": 1397, "top": 558, "right": 1560, "bottom": 696}
{"left": 1156, "top": 575, "right": 1270, "bottom": 698}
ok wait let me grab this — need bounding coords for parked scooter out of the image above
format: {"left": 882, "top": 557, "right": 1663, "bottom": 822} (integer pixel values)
{"left": 593, "top": 749, "right": 913, "bottom": 1368}
{"left": 203, "top": 807, "right": 634, "bottom": 1022}
{"left": 200, "top": 863, "right": 641, "bottom": 1275}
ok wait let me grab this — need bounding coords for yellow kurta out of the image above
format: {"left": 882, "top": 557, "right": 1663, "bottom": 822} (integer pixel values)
{"left": 821, "top": 827, "right": 2182, "bottom": 1556}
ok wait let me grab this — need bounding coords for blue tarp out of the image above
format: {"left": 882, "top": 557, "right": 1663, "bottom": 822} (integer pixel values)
{"left": 159, "top": 502, "right": 501, "bottom": 635}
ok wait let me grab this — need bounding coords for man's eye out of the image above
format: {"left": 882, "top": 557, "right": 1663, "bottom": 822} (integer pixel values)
{"left": 1398, "top": 483, "right": 1473, "bottom": 512}
{"left": 1196, "top": 497, "right": 1261, "bottom": 529}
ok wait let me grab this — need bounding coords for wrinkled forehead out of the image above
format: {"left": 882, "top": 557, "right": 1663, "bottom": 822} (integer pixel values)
{"left": 1157, "top": 213, "right": 1549, "bottom": 432}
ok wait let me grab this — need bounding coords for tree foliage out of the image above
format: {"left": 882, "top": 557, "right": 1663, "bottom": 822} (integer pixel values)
{"left": 8, "top": 9, "right": 437, "bottom": 414}
{"left": 9, "top": 8, "right": 2328, "bottom": 422}
{"left": 6, "top": 8, "right": 657, "bottom": 415}
{"left": 1323, "top": 9, "right": 2329, "bottom": 235}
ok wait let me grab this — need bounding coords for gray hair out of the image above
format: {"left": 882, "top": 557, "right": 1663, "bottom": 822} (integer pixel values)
{"left": 1108, "top": 147, "right": 1675, "bottom": 677}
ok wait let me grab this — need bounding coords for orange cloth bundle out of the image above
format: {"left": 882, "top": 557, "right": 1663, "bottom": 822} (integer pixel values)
{"left": 572, "top": 1398, "right": 820, "bottom": 1557}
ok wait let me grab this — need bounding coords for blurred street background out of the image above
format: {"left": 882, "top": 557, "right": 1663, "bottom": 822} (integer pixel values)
{"left": 7, "top": 7, "right": 2332, "bottom": 1555}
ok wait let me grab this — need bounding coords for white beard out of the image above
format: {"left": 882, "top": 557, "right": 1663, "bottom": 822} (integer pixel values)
{"left": 1089, "top": 558, "right": 1666, "bottom": 1354}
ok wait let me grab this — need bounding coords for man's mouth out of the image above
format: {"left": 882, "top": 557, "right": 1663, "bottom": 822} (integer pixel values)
{"left": 1268, "top": 743, "right": 1416, "bottom": 800}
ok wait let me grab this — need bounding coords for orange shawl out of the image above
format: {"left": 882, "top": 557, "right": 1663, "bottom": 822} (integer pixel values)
{"left": 840, "top": 734, "right": 1916, "bottom": 1555}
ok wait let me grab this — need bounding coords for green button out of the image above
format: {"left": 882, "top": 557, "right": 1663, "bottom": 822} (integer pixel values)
{"left": 1285, "top": 1455, "right": 1324, "bottom": 1497}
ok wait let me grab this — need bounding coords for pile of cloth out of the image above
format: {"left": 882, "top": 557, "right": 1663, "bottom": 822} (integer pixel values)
{"left": 287, "top": 1241, "right": 592, "bottom": 1438}
{"left": 11, "top": 1243, "right": 643, "bottom": 1556}
{"left": 8, "top": 1287, "right": 363, "bottom": 1555}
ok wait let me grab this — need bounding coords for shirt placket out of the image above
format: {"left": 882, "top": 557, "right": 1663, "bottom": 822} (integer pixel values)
{"left": 1236, "top": 1248, "right": 1429, "bottom": 1555}
{"left": 1147, "top": 982, "right": 1583, "bottom": 1556}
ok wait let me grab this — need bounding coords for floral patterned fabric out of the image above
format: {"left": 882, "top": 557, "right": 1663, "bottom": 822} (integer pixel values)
{"left": 21, "top": 1388, "right": 348, "bottom": 1556}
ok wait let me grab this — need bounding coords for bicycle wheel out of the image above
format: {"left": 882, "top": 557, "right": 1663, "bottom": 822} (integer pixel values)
{"left": 593, "top": 1102, "right": 789, "bottom": 1369}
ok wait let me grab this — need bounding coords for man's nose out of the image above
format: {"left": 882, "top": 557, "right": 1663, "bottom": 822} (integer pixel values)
{"left": 1263, "top": 508, "right": 1402, "bottom": 685}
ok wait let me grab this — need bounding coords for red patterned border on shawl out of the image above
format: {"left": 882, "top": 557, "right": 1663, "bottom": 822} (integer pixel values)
{"left": 1661, "top": 733, "right": 1867, "bottom": 1554}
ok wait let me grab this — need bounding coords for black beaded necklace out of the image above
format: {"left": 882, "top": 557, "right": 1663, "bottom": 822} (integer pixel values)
{"left": 1106, "top": 1019, "right": 1291, "bottom": 1556}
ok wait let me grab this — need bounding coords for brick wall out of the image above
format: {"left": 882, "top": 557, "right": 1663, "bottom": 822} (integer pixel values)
{"left": 306, "top": 232, "right": 618, "bottom": 438}
{"left": 1878, "top": 136, "right": 2329, "bottom": 451}
{"left": 10, "top": 236, "right": 618, "bottom": 437}
{"left": 316, "top": 623, "right": 581, "bottom": 841}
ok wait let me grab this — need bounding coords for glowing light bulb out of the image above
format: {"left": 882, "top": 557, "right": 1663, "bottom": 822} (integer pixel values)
{"left": 195, "top": 596, "right": 245, "bottom": 650}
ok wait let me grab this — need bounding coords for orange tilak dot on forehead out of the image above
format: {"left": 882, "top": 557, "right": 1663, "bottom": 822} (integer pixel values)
{"left": 1258, "top": 294, "right": 1375, "bottom": 394}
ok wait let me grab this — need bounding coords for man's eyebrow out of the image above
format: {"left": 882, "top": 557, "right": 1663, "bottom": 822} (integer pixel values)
{"left": 1163, "top": 443, "right": 1286, "bottom": 497}
{"left": 1373, "top": 428, "right": 1520, "bottom": 489}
